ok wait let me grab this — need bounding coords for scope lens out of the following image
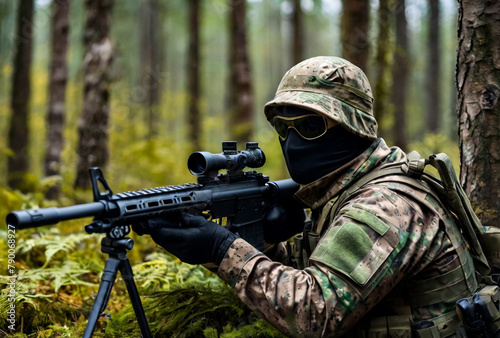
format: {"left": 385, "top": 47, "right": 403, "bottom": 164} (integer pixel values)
{"left": 188, "top": 153, "right": 208, "bottom": 175}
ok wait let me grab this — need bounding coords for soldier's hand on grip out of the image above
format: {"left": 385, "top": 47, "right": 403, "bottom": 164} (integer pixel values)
{"left": 150, "top": 213, "right": 238, "bottom": 266}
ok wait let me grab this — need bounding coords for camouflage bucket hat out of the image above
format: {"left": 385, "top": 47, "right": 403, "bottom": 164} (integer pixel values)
{"left": 264, "top": 56, "right": 378, "bottom": 140}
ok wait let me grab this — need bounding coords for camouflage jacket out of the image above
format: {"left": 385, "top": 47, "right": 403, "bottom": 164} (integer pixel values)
{"left": 217, "top": 138, "right": 476, "bottom": 337}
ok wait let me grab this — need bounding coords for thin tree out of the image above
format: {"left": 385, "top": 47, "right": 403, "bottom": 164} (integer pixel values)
{"left": 341, "top": 0, "right": 370, "bottom": 72}
{"left": 373, "top": 0, "right": 393, "bottom": 138}
{"left": 7, "top": 0, "right": 34, "bottom": 191}
{"left": 392, "top": 0, "right": 409, "bottom": 150}
{"left": 228, "top": 0, "right": 253, "bottom": 145}
{"left": 74, "top": 0, "right": 114, "bottom": 190}
{"left": 427, "top": 0, "right": 440, "bottom": 133}
{"left": 187, "top": 0, "right": 201, "bottom": 151}
{"left": 456, "top": 0, "right": 500, "bottom": 228}
{"left": 0, "top": 1, "right": 6, "bottom": 93}
{"left": 263, "top": 0, "right": 284, "bottom": 99}
{"left": 140, "top": 0, "right": 160, "bottom": 139}
{"left": 45, "top": 0, "right": 70, "bottom": 199}
{"left": 292, "top": 0, "right": 303, "bottom": 65}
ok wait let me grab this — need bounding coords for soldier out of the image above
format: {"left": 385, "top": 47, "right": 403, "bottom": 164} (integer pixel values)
{"left": 141, "top": 56, "right": 477, "bottom": 337}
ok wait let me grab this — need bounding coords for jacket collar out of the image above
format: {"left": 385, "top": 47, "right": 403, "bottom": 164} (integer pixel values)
{"left": 295, "top": 138, "right": 400, "bottom": 209}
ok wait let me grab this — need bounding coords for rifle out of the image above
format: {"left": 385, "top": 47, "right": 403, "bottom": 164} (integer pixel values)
{"left": 6, "top": 141, "right": 300, "bottom": 338}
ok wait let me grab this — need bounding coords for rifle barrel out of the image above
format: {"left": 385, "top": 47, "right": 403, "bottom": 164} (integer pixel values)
{"left": 7, "top": 202, "right": 106, "bottom": 229}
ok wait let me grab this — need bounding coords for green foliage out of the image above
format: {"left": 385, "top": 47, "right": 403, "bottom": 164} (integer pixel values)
{"left": 221, "top": 318, "right": 287, "bottom": 338}
{"left": 0, "top": 227, "right": 286, "bottom": 336}
{"left": 16, "top": 230, "right": 98, "bottom": 270}
{"left": 132, "top": 252, "right": 222, "bottom": 292}
{"left": 108, "top": 284, "right": 242, "bottom": 337}
{"left": 102, "top": 281, "right": 285, "bottom": 338}
{"left": 0, "top": 188, "right": 45, "bottom": 227}
{"left": 0, "top": 227, "right": 102, "bottom": 334}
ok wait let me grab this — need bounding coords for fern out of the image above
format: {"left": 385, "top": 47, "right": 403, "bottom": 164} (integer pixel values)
{"left": 16, "top": 229, "right": 100, "bottom": 268}
{"left": 18, "top": 262, "right": 96, "bottom": 292}
{"left": 133, "top": 251, "right": 223, "bottom": 293}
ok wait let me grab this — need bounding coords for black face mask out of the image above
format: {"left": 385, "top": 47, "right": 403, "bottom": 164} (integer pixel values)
{"left": 280, "top": 125, "right": 372, "bottom": 185}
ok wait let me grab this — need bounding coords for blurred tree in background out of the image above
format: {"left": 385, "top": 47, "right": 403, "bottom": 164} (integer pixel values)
{"left": 74, "top": 0, "right": 114, "bottom": 190}
{"left": 427, "top": 0, "right": 440, "bottom": 133}
{"left": 140, "top": 0, "right": 161, "bottom": 139}
{"left": 291, "top": 0, "right": 304, "bottom": 64}
{"left": 187, "top": 0, "right": 201, "bottom": 151}
{"left": 372, "top": 0, "right": 393, "bottom": 139}
{"left": 341, "top": 0, "right": 370, "bottom": 72}
{"left": 391, "top": 0, "right": 409, "bottom": 151}
{"left": 228, "top": 0, "right": 254, "bottom": 145}
{"left": 7, "top": 0, "right": 34, "bottom": 192}
{"left": 44, "top": 0, "right": 69, "bottom": 200}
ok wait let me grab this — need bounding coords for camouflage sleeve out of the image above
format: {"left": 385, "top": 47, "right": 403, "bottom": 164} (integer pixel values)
{"left": 263, "top": 242, "right": 291, "bottom": 265}
{"left": 217, "top": 238, "right": 329, "bottom": 335}
{"left": 217, "top": 184, "right": 444, "bottom": 336}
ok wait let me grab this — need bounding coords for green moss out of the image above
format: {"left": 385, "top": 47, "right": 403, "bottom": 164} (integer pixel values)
{"left": 101, "top": 282, "right": 284, "bottom": 338}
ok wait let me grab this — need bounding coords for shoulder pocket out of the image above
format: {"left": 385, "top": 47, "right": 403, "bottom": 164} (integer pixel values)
{"left": 310, "top": 204, "right": 400, "bottom": 291}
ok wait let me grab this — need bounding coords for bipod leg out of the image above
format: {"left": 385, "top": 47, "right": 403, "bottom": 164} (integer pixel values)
{"left": 83, "top": 255, "right": 121, "bottom": 338}
{"left": 83, "top": 237, "right": 152, "bottom": 338}
{"left": 119, "top": 255, "right": 152, "bottom": 338}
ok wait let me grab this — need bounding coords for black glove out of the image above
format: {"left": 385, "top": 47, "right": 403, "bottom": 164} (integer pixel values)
{"left": 132, "top": 217, "right": 170, "bottom": 236}
{"left": 263, "top": 202, "right": 306, "bottom": 244}
{"left": 148, "top": 213, "right": 238, "bottom": 266}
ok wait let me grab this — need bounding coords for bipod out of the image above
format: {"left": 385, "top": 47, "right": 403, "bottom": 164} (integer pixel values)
{"left": 83, "top": 235, "right": 152, "bottom": 338}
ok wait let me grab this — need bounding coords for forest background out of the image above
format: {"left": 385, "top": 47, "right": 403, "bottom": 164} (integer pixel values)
{"left": 0, "top": 0, "right": 474, "bottom": 337}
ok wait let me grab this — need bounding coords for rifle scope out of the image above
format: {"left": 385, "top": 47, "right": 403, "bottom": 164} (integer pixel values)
{"left": 188, "top": 141, "right": 266, "bottom": 177}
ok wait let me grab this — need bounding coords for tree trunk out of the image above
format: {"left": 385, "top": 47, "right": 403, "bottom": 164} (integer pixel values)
{"left": 0, "top": 1, "right": 6, "bottom": 92}
{"left": 292, "top": 0, "right": 303, "bottom": 65}
{"left": 392, "top": 0, "right": 409, "bottom": 150}
{"left": 187, "top": 0, "right": 201, "bottom": 151}
{"left": 427, "top": 0, "right": 440, "bottom": 133}
{"left": 228, "top": 0, "right": 253, "bottom": 145}
{"left": 456, "top": 0, "right": 500, "bottom": 228}
{"left": 45, "top": 0, "right": 70, "bottom": 200}
{"left": 74, "top": 0, "right": 114, "bottom": 190}
{"left": 373, "top": 0, "right": 393, "bottom": 138}
{"left": 341, "top": 0, "right": 370, "bottom": 72}
{"left": 7, "top": 0, "right": 34, "bottom": 192}
{"left": 140, "top": 0, "right": 160, "bottom": 138}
